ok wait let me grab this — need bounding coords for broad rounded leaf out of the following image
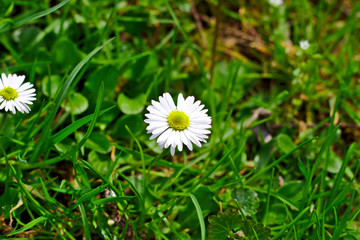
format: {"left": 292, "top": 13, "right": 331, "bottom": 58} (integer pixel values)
{"left": 42, "top": 75, "right": 62, "bottom": 98}
{"left": 208, "top": 211, "right": 244, "bottom": 240}
{"left": 84, "top": 66, "right": 118, "bottom": 102}
{"left": 117, "top": 93, "right": 146, "bottom": 114}
{"left": 63, "top": 92, "right": 89, "bottom": 115}
{"left": 112, "top": 114, "right": 144, "bottom": 138}
{"left": 232, "top": 188, "right": 259, "bottom": 216}
{"left": 51, "top": 38, "right": 81, "bottom": 70}
{"left": 276, "top": 133, "right": 296, "bottom": 154}
{"left": 208, "top": 211, "right": 271, "bottom": 240}
{"left": 88, "top": 150, "right": 111, "bottom": 175}
{"left": 85, "top": 132, "right": 111, "bottom": 154}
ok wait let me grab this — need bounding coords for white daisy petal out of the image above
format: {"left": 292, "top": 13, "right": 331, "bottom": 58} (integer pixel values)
{"left": 190, "top": 124, "right": 212, "bottom": 129}
{"left": 16, "top": 82, "right": 34, "bottom": 92}
{"left": 5, "top": 101, "right": 9, "bottom": 111}
{"left": 188, "top": 127, "right": 211, "bottom": 135}
{"left": 164, "top": 93, "right": 176, "bottom": 110}
{"left": 184, "top": 96, "right": 195, "bottom": 108}
{"left": 151, "top": 125, "right": 169, "bottom": 135}
{"left": 157, "top": 128, "right": 173, "bottom": 145}
{"left": 12, "top": 100, "right": 24, "bottom": 114}
{"left": 180, "top": 131, "right": 193, "bottom": 151}
{"left": 152, "top": 100, "right": 170, "bottom": 115}
{"left": 190, "top": 118, "right": 212, "bottom": 125}
{"left": 145, "top": 113, "right": 167, "bottom": 121}
{"left": 170, "top": 146, "right": 175, "bottom": 156}
{"left": 150, "top": 132, "right": 161, "bottom": 140}
{"left": 176, "top": 131, "right": 183, "bottom": 151}
{"left": 147, "top": 105, "right": 167, "bottom": 118}
{"left": 145, "top": 93, "right": 211, "bottom": 156}
{"left": 18, "top": 89, "right": 36, "bottom": 95}
{"left": 0, "top": 100, "right": 6, "bottom": 109}
{"left": 144, "top": 118, "right": 167, "bottom": 124}
{"left": 1, "top": 73, "right": 9, "bottom": 87}
{"left": 177, "top": 93, "right": 186, "bottom": 111}
{"left": 184, "top": 129, "right": 201, "bottom": 148}
{"left": 165, "top": 131, "right": 175, "bottom": 148}
{"left": 146, "top": 121, "right": 169, "bottom": 132}
{"left": 13, "top": 75, "right": 25, "bottom": 89}
{"left": 158, "top": 96, "right": 172, "bottom": 113}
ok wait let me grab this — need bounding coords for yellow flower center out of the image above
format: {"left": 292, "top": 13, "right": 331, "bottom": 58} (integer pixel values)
{"left": 0, "top": 87, "right": 18, "bottom": 100}
{"left": 168, "top": 110, "right": 190, "bottom": 131}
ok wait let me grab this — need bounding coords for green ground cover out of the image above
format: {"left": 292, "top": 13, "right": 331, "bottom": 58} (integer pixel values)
{"left": 0, "top": 0, "right": 359, "bottom": 239}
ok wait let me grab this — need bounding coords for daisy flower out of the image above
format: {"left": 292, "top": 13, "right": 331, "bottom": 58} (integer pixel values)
{"left": 145, "top": 93, "right": 211, "bottom": 156}
{"left": 105, "top": 188, "right": 116, "bottom": 198}
{"left": 269, "top": 0, "right": 283, "bottom": 7}
{"left": 300, "top": 40, "right": 310, "bottom": 50}
{"left": 0, "top": 73, "right": 36, "bottom": 114}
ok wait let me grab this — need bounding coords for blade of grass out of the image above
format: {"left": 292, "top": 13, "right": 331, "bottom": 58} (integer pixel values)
{"left": 79, "top": 203, "right": 91, "bottom": 240}
{"left": 328, "top": 143, "right": 354, "bottom": 203}
{"left": 331, "top": 191, "right": 355, "bottom": 240}
{"left": 0, "top": 0, "right": 70, "bottom": 32}
{"left": 188, "top": 193, "right": 206, "bottom": 240}
{"left": 75, "top": 82, "right": 104, "bottom": 152}
{"left": 31, "top": 39, "right": 113, "bottom": 162}
{"left": 71, "top": 184, "right": 109, "bottom": 210}
{"left": 92, "top": 196, "right": 135, "bottom": 205}
{"left": 272, "top": 207, "right": 310, "bottom": 240}
{"left": 7, "top": 216, "right": 48, "bottom": 236}
{"left": 246, "top": 137, "right": 317, "bottom": 184}
{"left": 190, "top": 147, "right": 236, "bottom": 190}
{"left": 46, "top": 106, "right": 115, "bottom": 148}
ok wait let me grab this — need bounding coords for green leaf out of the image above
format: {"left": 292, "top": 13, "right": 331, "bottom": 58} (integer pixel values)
{"left": 54, "top": 137, "right": 76, "bottom": 154}
{"left": 88, "top": 150, "right": 112, "bottom": 175}
{"left": 0, "top": 0, "right": 70, "bottom": 32}
{"left": 51, "top": 38, "right": 82, "bottom": 70}
{"left": 265, "top": 204, "right": 287, "bottom": 225}
{"left": 188, "top": 193, "right": 206, "bottom": 240}
{"left": 31, "top": 38, "right": 113, "bottom": 162}
{"left": 117, "top": 93, "right": 146, "bottom": 114}
{"left": 92, "top": 196, "right": 135, "bottom": 205}
{"left": 84, "top": 131, "right": 111, "bottom": 154}
{"left": 112, "top": 114, "right": 144, "bottom": 138}
{"left": 62, "top": 92, "right": 89, "bottom": 115}
{"left": 83, "top": 66, "right": 118, "bottom": 102}
{"left": 122, "top": 53, "right": 159, "bottom": 80}
{"left": 71, "top": 184, "right": 109, "bottom": 210}
{"left": 232, "top": 188, "right": 259, "bottom": 216}
{"left": 278, "top": 181, "right": 304, "bottom": 202}
{"left": 208, "top": 212, "right": 244, "bottom": 240}
{"left": 178, "top": 187, "right": 218, "bottom": 230}
{"left": 244, "top": 219, "right": 271, "bottom": 240}
{"left": 42, "top": 75, "right": 62, "bottom": 98}
{"left": 208, "top": 212, "right": 271, "bottom": 240}
{"left": 47, "top": 106, "right": 115, "bottom": 148}
{"left": 7, "top": 216, "right": 47, "bottom": 236}
{"left": 276, "top": 133, "right": 296, "bottom": 154}
{"left": 0, "top": 0, "right": 13, "bottom": 17}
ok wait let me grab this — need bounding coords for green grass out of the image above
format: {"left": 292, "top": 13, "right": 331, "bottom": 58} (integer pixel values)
{"left": 0, "top": 0, "right": 360, "bottom": 239}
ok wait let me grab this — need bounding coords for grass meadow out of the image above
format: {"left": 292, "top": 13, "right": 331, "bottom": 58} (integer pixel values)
{"left": 0, "top": 0, "right": 360, "bottom": 239}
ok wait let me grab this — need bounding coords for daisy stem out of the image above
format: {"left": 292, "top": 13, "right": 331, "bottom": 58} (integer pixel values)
{"left": 0, "top": 112, "right": 8, "bottom": 132}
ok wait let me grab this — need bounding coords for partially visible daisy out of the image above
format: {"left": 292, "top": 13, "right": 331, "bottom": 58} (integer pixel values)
{"left": 0, "top": 73, "right": 36, "bottom": 114}
{"left": 105, "top": 189, "right": 116, "bottom": 198}
{"left": 300, "top": 40, "right": 310, "bottom": 50}
{"left": 145, "top": 93, "right": 211, "bottom": 156}
{"left": 269, "top": 0, "right": 283, "bottom": 7}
